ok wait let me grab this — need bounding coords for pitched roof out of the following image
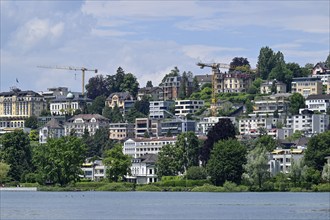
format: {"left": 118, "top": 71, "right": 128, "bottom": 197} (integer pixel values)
{"left": 139, "top": 154, "right": 158, "bottom": 163}
{"left": 306, "top": 94, "right": 330, "bottom": 100}
{"left": 44, "top": 118, "right": 63, "bottom": 129}
{"left": 67, "top": 114, "right": 110, "bottom": 122}
{"left": 106, "top": 92, "right": 132, "bottom": 100}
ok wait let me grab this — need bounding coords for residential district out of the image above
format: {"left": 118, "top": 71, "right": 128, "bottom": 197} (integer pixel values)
{"left": 0, "top": 53, "right": 330, "bottom": 191}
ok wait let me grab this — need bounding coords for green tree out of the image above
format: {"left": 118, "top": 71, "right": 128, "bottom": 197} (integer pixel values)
{"left": 304, "top": 131, "right": 330, "bottom": 172}
{"left": 110, "top": 104, "right": 124, "bottom": 123}
{"left": 107, "top": 67, "right": 126, "bottom": 94}
{"left": 321, "top": 163, "right": 330, "bottom": 182}
{"left": 83, "top": 127, "right": 114, "bottom": 157}
{"left": 243, "top": 146, "right": 270, "bottom": 189}
{"left": 176, "top": 132, "right": 200, "bottom": 171}
{"left": 102, "top": 105, "right": 112, "bottom": 119}
{"left": 120, "top": 73, "right": 139, "bottom": 98}
{"left": 290, "top": 159, "right": 304, "bottom": 187}
{"left": 134, "top": 95, "right": 150, "bottom": 116}
{"left": 29, "top": 130, "right": 39, "bottom": 142}
{"left": 325, "top": 54, "right": 330, "bottom": 68}
{"left": 87, "top": 95, "right": 106, "bottom": 114}
{"left": 207, "top": 139, "right": 246, "bottom": 186}
{"left": 124, "top": 108, "right": 146, "bottom": 123}
{"left": 85, "top": 75, "right": 110, "bottom": 100}
{"left": 160, "top": 66, "right": 180, "bottom": 84}
{"left": 230, "top": 57, "right": 250, "bottom": 71}
{"left": 178, "top": 71, "right": 188, "bottom": 99}
{"left": 245, "top": 99, "right": 253, "bottom": 114}
{"left": 156, "top": 144, "right": 182, "bottom": 178}
{"left": 201, "top": 118, "right": 236, "bottom": 164}
{"left": 103, "top": 144, "right": 131, "bottom": 182}
{"left": 289, "top": 93, "right": 305, "bottom": 115}
{"left": 0, "top": 162, "right": 10, "bottom": 183}
{"left": 25, "top": 116, "right": 38, "bottom": 129}
{"left": 257, "top": 46, "right": 277, "bottom": 79}
{"left": 146, "top": 81, "right": 153, "bottom": 87}
{"left": 33, "top": 136, "right": 86, "bottom": 186}
{"left": 255, "top": 134, "right": 278, "bottom": 152}
{"left": 186, "top": 166, "right": 207, "bottom": 180}
{"left": 0, "top": 130, "right": 32, "bottom": 182}
{"left": 192, "top": 76, "right": 200, "bottom": 93}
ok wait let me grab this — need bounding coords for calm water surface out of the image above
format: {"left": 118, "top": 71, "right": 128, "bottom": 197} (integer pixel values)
{"left": 0, "top": 191, "right": 329, "bottom": 220}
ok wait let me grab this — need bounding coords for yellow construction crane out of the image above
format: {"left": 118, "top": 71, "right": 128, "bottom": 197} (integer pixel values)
{"left": 196, "top": 62, "right": 230, "bottom": 116}
{"left": 37, "top": 66, "right": 98, "bottom": 96}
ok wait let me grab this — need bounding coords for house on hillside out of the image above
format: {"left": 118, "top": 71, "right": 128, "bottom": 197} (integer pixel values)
{"left": 39, "top": 118, "right": 65, "bottom": 144}
{"left": 105, "top": 92, "right": 134, "bottom": 115}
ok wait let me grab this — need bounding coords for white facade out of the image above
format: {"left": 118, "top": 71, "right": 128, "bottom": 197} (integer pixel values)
{"left": 260, "top": 81, "right": 287, "bottom": 94}
{"left": 305, "top": 94, "right": 330, "bottom": 113}
{"left": 252, "top": 94, "right": 291, "bottom": 116}
{"left": 175, "top": 100, "right": 204, "bottom": 116}
{"left": 286, "top": 113, "right": 329, "bottom": 135}
{"left": 269, "top": 149, "right": 304, "bottom": 175}
{"left": 149, "top": 100, "right": 173, "bottom": 119}
{"left": 39, "top": 119, "right": 65, "bottom": 144}
{"left": 80, "top": 159, "right": 106, "bottom": 181}
{"left": 196, "top": 116, "right": 235, "bottom": 135}
{"left": 239, "top": 117, "right": 283, "bottom": 136}
{"left": 127, "top": 154, "right": 158, "bottom": 184}
{"left": 50, "top": 94, "right": 92, "bottom": 116}
{"left": 123, "top": 137, "right": 177, "bottom": 158}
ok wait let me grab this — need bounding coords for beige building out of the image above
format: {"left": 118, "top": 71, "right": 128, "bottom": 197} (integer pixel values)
{"left": 260, "top": 81, "right": 287, "bottom": 94}
{"left": 0, "top": 89, "right": 46, "bottom": 128}
{"left": 109, "top": 122, "right": 134, "bottom": 140}
{"left": 105, "top": 92, "right": 134, "bottom": 115}
{"left": 291, "top": 77, "right": 323, "bottom": 98}
{"left": 215, "top": 71, "right": 252, "bottom": 93}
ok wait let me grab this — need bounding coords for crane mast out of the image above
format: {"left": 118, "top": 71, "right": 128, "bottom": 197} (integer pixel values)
{"left": 37, "top": 66, "right": 98, "bottom": 96}
{"left": 196, "top": 62, "right": 230, "bottom": 116}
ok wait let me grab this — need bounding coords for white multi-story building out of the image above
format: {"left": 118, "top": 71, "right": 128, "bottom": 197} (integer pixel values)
{"left": 251, "top": 93, "right": 291, "bottom": 116}
{"left": 64, "top": 114, "right": 110, "bottom": 137}
{"left": 80, "top": 158, "right": 106, "bottom": 181}
{"left": 50, "top": 93, "right": 92, "bottom": 115}
{"left": 305, "top": 94, "right": 330, "bottom": 113}
{"left": 109, "top": 122, "right": 134, "bottom": 140}
{"left": 39, "top": 118, "right": 65, "bottom": 144}
{"left": 149, "top": 100, "right": 174, "bottom": 119}
{"left": 286, "top": 111, "right": 329, "bottom": 135}
{"left": 175, "top": 100, "right": 204, "bottom": 116}
{"left": 196, "top": 117, "right": 235, "bottom": 135}
{"left": 123, "top": 137, "right": 177, "bottom": 158}
{"left": 260, "top": 81, "right": 287, "bottom": 94}
{"left": 269, "top": 148, "right": 304, "bottom": 175}
{"left": 238, "top": 117, "right": 284, "bottom": 136}
{"left": 126, "top": 154, "right": 158, "bottom": 184}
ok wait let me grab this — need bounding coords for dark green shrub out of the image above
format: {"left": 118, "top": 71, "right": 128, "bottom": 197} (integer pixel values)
{"left": 186, "top": 166, "right": 207, "bottom": 180}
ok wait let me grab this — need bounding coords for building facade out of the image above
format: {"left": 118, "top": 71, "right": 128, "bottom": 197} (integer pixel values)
{"left": 291, "top": 77, "right": 323, "bottom": 98}
{"left": 39, "top": 118, "right": 65, "bottom": 144}
{"left": 126, "top": 154, "right": 158, "bottom": 184}
{"left": 160, "top": 118, "right": 196, "bottom": 136}
{"left": 64, "top": 114, "right": 110, "bottom": 137}
{"left": 214, "top": 71, "right": 252, "bottom": 93}
{"left": 109, "top": 122, "right": 134, "bottom": 140}
{"left": 160, "top": 76, "right": 194, "bottom": 101}
{"left": 260, "top": 81, "right": 287, "bottom": 94}
{"left": 175, "top": 100, "right": 204, "bottom": 117}
{"left": 305, "top": 94, "right": 330, "bottom": 113}
{"left": 137, "top": 87, "right": 163, "bottom": 101}
{"left": 0, "top": 89, "right": 46, "bottom": 128}
{"left": 49, "top": 93, "right": 92, "bottom": 116}
{"left": 149, "top": 100, "right": 174, "bottom": 119}
{"left": 196, "top": 116, "right": 235, "bottom": 135}
{"left": 105, "top": 92, "right": 134, "bottom": 115}
{"left": 252, "top": 93, "right": 291, "bottom": 116}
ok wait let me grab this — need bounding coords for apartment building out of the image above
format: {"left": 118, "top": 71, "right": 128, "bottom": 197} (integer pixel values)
{"left": 160, "top": 76, "right": 194, "bottom": 101}
{"left": 105, "top": 92, "right": 134, "bottom": 115}
{"left": 109, "top": 122, "right": 134, "bottom": 140}
{"left": 160, "top": 118, "right": 196, "bottom": 136}
{"left": 286, "top": 110, "right": 329, "bottom": 135}
{"left": 64, "top": 114, "right": 110, "bottom": 137}
{"left": 312, "top": 62, "right": 330, "bottom": 85}
{"left": 123, "top": 136, "right": 177, "bottom": 158}
{"left": 214, "top": 70, "right": 252, "bottom": 93}
{"left": 251, "top": 93, "right": 291, "bottom": 116}
{"left": 49, "top": 93, "right": 92, "bottom": 115}
{"left": 137, "top": 87, "right": 163, "bottom": 101}
{"left": 149, "top": 100, "right": 174, "bottom": 119}
{"left": 291, "top": 77, "right": 323, "bottom": 98}
{"left": 0, "top": 89, "right": 46, "bottom": 128}
{"left": 175, "top": 100, "right": 204, "bottom": 117}
{"left": 269, "top": 148, "right": 304, "bottom": 175}
{"left": 239, "top": 117, "right": 284, "bottom": 136}
{"left": 80, "top": 158, "right": 106, "bottom": 181}
{"left": 305, "top": 94, "right": 330, "bottom": 113}
{"left": 260, "top": 81, "right": 287, "bottom": 94}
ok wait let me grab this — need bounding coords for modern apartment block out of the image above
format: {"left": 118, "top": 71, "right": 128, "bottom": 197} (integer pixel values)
{"left": 137, "top": 87, "right": 163, "bottom": 101}
{"left": 123, "top": 136, "right": 177, "bottom": 158}
{"left": 149, "top": 100, "right": 174, "bottom": 119}
{"left": 238, "top": 117, "right": 284, "bottom": 136}
{"left": 291, "top": 77, "right": 323, "bottom": 98}
{"left": 160, "top": 118, "right": 196, "bottom": 136}
{"left": 269, "top": 149, "right": 304, "bottom": 175}
{"left": 0, "top": 89, "right": 46, "bottom": 128}
{"left": 286, "top": 111, "right": 329, "bottom": 135}
{"left": 175, "top": 100, "right": 204, "bottom": 116}
{"left": 251, "top": 93, "right": 291, "bottom": 116}
{"left": 109, "top": 122, "right": 134, "bottom": 140}
{"left": 80, "top": 158, "right": 106, "bottom": 181}
{"left": 64, "top": 114, "right": 110, "bottom": 137}
{"left": 214, "top": 71, "right": 252, "bottom": 93}
{"left": 305, "top": 94, "right": 330, "bottom": 113}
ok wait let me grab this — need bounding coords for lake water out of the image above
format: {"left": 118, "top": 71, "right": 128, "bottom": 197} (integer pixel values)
{"left": 0, "top": 191, "right": 329, "bottom": 220}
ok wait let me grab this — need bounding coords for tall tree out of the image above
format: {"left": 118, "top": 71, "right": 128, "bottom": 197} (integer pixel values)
{"left": 257, "top": 46, "right": 277, "bottom": 80}
{"left": 156, "top": 144, "right": 182, "bottom": 178}
{"left": 33, "top": 136, "right": 86, "bottom": 186}
{"left": 201, "top": 118, "right": 236, "bottom": 164}
{"left": 0, "top": 162, "right": 10, "bottom": 183}
{"left": 325, "top": 54, "right": 330, "bottom": 68}
{"left": 160, "top": 66, "right": 180, "bottom": 84}
{"left": 207, "top": 139, "right": 246, "bottom": 186}
{"left": 304, "top": 131, "right": 330, "bottom": 172}
{"left": 103, "top": 144, "right": 131, "bottom": 182}
{"left": 254, "top": 134, "right": 278, "bottom": 152}
{"left": 289, "top": 93, "right": 305, "bottom": 115}
{"left": 120, "top": 73, "right": 139, "bottom": 98}
{"left": 178, "top": 71, "right": 188, "bottom": 99}
{"left": 243, "top": 146, "right": 270, "bottom": 189}
{"left": 230, "top": 57, "right": 250, "bottom": 71}
{"left": 0, "top": 130, "right": 32, "bottom": 182}
{"left": 146, "top": 81, "right": 153, "bottom": 88}
{"left": 176, "top": 132, "right": 200, "bottom": 171}
{"left": 85, "top": 75, "right": 110, "bottom": 99}
{"left": 87, "top": 95, "right": 106, "bottom": 114}
{"left": 134, "top": 95, "right": 150, "bottom": 116}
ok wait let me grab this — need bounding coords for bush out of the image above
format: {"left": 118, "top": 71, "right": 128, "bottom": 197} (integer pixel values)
{"left": 74, "top": 181, "right": 107, "bottom": 189}
{"left": 312, "top": 183, "right": 330, "bottom": 192}
{"left": 136, "top": 184, "right": 162, "bottom": 192}
{"left": 96, "top": 182, "right": 134, "bottom": 191}
{"left": 154, "top": 179, "right": 211, "bottom": 187}
{"left": 191, "top": 184, "right": 224, "bottom": 192}
{"left": 186, "top": 166, "right": 207, "bottom": 180}
{"left": 21, "top": 182, "right": 39, "bottom": 187}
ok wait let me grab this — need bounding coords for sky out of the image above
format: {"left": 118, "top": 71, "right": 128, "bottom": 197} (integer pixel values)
{"left": 1, "top": 0, "right": 329, "bottom": 94}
